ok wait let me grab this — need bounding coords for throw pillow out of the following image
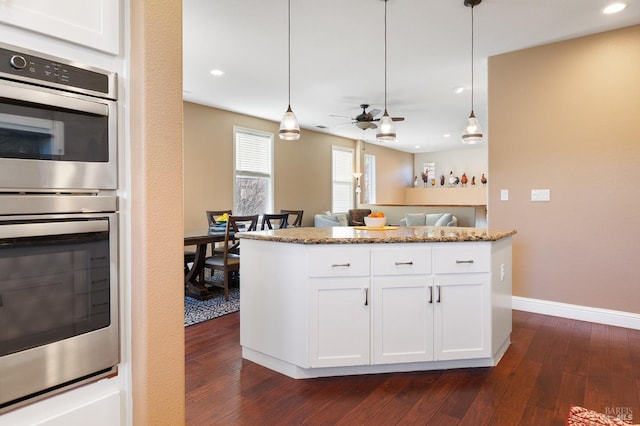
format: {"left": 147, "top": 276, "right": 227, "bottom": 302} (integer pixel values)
{"left": 434, "top": 213, "right": 453, "bottom": 226}
{"left": 405, "top": 213, "right": 426, "bottom": 226}
{"left": 335, "top": 212, "right": 349, "bottom": 226}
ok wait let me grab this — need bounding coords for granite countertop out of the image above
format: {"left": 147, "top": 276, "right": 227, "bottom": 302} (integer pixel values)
{"left": 239, "top": 226, "right": 516, "bottom": 245}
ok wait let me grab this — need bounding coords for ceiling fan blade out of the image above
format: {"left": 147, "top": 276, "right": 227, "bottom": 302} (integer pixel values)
{"left": 369, "top": 108, "right": 382, "bottom": 118}
{"left": 329, "top": 114, "right": 355, "bottom": 120}
{"left": 391, "top": 117, "right": 405, "bottom": 122}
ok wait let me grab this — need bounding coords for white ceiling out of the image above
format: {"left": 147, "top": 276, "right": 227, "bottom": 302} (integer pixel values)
{"left": 183, "top": 0, "right": 639, "bottom": 153}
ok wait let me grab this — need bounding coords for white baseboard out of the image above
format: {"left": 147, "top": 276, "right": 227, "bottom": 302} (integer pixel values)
{"left": 512, "top": 296, "right": 640, "bottom": 330}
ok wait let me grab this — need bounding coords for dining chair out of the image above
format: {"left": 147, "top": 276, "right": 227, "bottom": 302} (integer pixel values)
{"left": 261, "top": 213, "right": 289, "bottom": 230}
{"left": 206, "top": 209, "right": 233, "bottom": 255}
{"left": 280, "top": 209, "right": 303, "bottom": 227}
{"left": 206, "top": 209, "right": 232, "bottom": 226}
{"left": 203, "top": 214, "right": 258, "bottom": 301}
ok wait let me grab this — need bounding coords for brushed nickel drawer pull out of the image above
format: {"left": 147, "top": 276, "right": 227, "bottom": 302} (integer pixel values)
{"left": 456, "top": 259, "right": 474, "bottom": 264}
{"left": 394, "top": 261, "right": 413, "bottom": 266}
{"left": 331, "top": 263, "right": 351, "bottom": 267}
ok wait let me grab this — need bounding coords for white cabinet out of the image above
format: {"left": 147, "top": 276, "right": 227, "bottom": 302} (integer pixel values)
{"left": 308, "top": 243, "right": 491, "bottom": 368}
{"left": 371, "top": 246, "right": 433, "bottom": 364}
{"left": 309, "top": 277, "right": 370, "bottom": 367}
{"left": 372, "top": 276, "right": 434, "bottom": 364}
{"left": 371, "top": 243, "right": 490, "bottom": 365}
{"left": 432, "top": 243, "right": 491, "bottom": 360}
{"left": 307, "top": 247, "right": 370, "bottom": 367}
{"left": 240, "top": 237, "right": 513, "bottom": 379}
{"left": 433, "top": 274, "right": 490, "bottom": 360}
{"left": 0, "top": 1, "right": 120, "bottom": 54}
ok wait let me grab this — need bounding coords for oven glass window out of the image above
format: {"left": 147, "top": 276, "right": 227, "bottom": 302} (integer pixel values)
{"left": 0, "top": 99, "right": 108, "bottom": 162}
{"left": 0, "top": 223, "right": 111, "bottom": 357}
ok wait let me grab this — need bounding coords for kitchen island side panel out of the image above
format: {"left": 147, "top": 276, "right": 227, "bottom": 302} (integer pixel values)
{"left": 240, "top": 239, "right": 310, "bottom": 367}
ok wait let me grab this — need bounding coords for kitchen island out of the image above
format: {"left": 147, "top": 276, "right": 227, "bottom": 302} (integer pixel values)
{"left": 238, "top": 225, "right": 515, "bottom": 379}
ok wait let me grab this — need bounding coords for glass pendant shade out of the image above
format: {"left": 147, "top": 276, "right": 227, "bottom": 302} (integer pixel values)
{"left": 462, "top": 110, "right": 483, "bottom": 144}
{"left": 279, "top": 105, "right": 300, "bottom": 140}
{"left": 376, "top": 111, "right": 396, "bottom": 142}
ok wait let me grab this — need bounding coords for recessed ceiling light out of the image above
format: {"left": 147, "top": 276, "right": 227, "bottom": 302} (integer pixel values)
{"left": 443, "top": 133, "right": 451, "bottom": 138}
{"left": 414, "top": 145, "right": 421, "bottom": 149}
{"left": 210, "top": 69, "right": 225, "bottom": 76}
{"left": 454, "top": 86, "right": 465, "bottom": 94}
{"left": 603, "top": 2, "right": 626, "bottom": 14}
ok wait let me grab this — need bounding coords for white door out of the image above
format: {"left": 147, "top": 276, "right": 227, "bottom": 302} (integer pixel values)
{"left": 433, "top": 273, "right": 490, "bottom": 361}
{"left": 372, "top": 277, "right": 434, "bottom": 364}
{"left": 309, "top": 278, "right": 370, "bottom": 367}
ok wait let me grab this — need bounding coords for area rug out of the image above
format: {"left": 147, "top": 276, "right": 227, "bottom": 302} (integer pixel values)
{"left": 567, "top": 406, "right": 637, "bottom": 426}
{"left": 184, "top": 286, "right": 239, "bottom": 327}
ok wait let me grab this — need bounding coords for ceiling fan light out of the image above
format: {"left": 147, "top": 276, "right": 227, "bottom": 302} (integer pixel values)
{"left": 279, "top": 105, "right": 300, "bottom": 140}
{"left": 462, "top": 111, "right": 483, "bottom": 144}
{"left": 376, "top": 113, "right": 396, "bottom": 142}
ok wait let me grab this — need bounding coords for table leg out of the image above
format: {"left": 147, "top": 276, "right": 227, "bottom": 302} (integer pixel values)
{"left": 184, "top": 242, "right": 213, "bottom": 300}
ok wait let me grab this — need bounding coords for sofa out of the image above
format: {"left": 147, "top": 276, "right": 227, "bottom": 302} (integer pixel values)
{"left": 399, "top": 212, "right": 458, "bottom": 227}
{"left": 314, "top": 209, "right": 372, "bottom": 227}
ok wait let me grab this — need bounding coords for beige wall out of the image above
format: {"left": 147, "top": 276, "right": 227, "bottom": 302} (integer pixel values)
{"left": 184, "top": 102, "right": 411, "bottom": 229}
{"left": 130, "top": 1, "right": 185, "bottom": 424}
{"left": 359, "top": 141, "right": 414, "bottom": 204}
{"left": 488, "top": 25, "right": 640, "bottom": 314}
{"left": 414, "top": 146, "right": 487, "bottom": 187}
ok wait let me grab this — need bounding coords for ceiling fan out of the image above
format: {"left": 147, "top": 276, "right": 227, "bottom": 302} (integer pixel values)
{"left": 330, "top": 104, "right": 404, "bottom": 130}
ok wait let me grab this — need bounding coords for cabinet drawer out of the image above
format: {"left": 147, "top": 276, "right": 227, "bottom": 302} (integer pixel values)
{"left": 307, "top": 248, "right": 370, "bottom": 277}
{"left": 372, "top": 247, "right": 431, "bottom": 276}
{"left": 434, "top": 244, "right": 490, "bottom": 274}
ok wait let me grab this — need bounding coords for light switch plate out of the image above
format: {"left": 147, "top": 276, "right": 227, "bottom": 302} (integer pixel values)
{"left": 531, "top": 189, "right": 550, "bottom": 202}
{"left": 500, "top": 189, "right": 509, "bottom": 201}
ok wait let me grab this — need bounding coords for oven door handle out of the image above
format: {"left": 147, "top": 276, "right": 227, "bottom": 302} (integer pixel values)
{"left": 0, "top": 81, "right": 109, "bottom": 116}
{"left": 0, "top": 220, "right": 108, "bottom": 239}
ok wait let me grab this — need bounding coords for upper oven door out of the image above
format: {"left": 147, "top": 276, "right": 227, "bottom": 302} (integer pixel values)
{"left": 0, "top": 79, "right": 117, "bottom": 190}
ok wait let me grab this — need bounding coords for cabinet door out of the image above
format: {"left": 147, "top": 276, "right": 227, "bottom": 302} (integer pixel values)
{"left": 433, "top": 274, "right": 490, "bottom": 361}
{"left": 372, "top": 277, "right": 434, "bottom": 364}
{"left": 309, "top": 278, "right": 370, "bottom": 368}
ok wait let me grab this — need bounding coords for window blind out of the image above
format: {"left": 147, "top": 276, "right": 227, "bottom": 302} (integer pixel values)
{"left": 332, "top": 146, "right": 354, "bottom": 212}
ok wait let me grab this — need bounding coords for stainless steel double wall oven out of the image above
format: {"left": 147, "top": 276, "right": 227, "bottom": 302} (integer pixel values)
{"left": 0, "top": 42, "right": 120, "bottom": 411}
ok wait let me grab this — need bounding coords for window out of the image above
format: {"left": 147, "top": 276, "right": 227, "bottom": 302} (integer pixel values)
{"left": 332, "top": 146, "right": 354, "bottom": 212}
{"left": 363, "top": 154, "right": 376, "bottom": 204}
{"left": 233, "top": 126, "right": 273, "bottom": 215}
{"left": 422, "top": 161, "right": 436, "bottom": 186}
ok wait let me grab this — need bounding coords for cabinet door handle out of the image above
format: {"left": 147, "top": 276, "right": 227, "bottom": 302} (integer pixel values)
{"left": 455, "top": 259, "right": 474, "bottom": 264}
{"left": 436, "top": 285, "right": 441, "bottom": 303}
{"left": 331, "top": 263, "right": 351, "bottom": 268}
{"left": 364, "top": 288, "right": 369, "bottom": 306}
{"left": 394, "top": 261, "right": 413, "bottom": 266}
{"left": 428, "top": 286, "right": 433, "bottom": 304}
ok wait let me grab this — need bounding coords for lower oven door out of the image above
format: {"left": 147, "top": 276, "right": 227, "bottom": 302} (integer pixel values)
{"left": 0, "top": 214, "right": 119, "bottom": 409}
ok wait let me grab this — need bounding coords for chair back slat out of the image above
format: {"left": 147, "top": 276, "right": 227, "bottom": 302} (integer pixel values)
{"left": 280, "top": 209, "right": 303, "bottom": 227}
{"left": 261, "top": 213, "right": 289, "bottom": 230}
{"left": 224, "top": 215, "right": 259, "bottom": 256}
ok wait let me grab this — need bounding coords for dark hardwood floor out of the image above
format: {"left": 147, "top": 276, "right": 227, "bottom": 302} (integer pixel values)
{"left": 186, "top": 310, "right": 640, "bottom": 425}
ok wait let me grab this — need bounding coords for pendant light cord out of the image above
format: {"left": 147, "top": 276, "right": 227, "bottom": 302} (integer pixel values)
{"left": 384, "top": 0, "right": 388, "bottom": 111}
{"left": 470, "top": 4, "right": 474, "bottom": 112}
{"left": 287, "top": 0, "right": 291, "bottom": 107}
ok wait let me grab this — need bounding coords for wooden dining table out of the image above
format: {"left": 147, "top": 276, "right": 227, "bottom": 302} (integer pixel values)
{"left": 184, "top": 227, "right": 227, "bottom": 300}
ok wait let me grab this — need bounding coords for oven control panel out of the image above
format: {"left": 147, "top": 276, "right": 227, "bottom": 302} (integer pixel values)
{"left": 0, "top": 42, "right": 116, "bottom": 100}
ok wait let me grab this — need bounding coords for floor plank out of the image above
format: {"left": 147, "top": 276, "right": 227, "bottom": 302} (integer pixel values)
{"left": 186, "top": 310, "right": 640, "bottom": 425}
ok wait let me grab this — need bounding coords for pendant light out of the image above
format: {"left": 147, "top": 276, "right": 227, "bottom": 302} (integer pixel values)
{"left": 376, "top": 0, "right": 396, "bottom": 143}
{"left": 279, "top": 0, "right": 300, "bottom": 140}
{"left": 462, "top": 0, "right": 483, "bottom": 144}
